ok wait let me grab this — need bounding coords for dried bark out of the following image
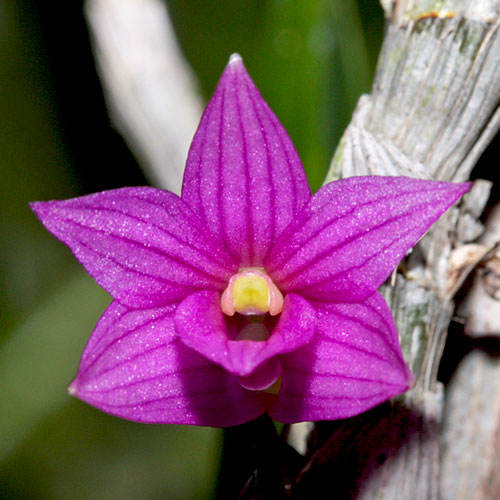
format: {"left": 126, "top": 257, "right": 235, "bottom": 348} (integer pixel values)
{"left": 319, "top": 1, "right": 500, "bottom": 498}
{"left": 440, "top": 202, "right": 500, "bottom": 500}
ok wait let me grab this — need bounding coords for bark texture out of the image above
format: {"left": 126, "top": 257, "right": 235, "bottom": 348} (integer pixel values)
{"left": 321, "top": 1, "right": 500, "bottom": 498}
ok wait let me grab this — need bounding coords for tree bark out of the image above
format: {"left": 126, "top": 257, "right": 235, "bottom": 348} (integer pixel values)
{"left": 319, "top": 1, "right": 500, "bottom": 498}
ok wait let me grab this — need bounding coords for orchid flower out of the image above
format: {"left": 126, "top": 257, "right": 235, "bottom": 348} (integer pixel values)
{"left": 32, "top": 54, "right": 470, "bottom": 427}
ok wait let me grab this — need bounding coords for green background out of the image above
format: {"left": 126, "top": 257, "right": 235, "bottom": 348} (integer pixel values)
{"left": 0, "top": 1, "right": 383, "bottom": 498}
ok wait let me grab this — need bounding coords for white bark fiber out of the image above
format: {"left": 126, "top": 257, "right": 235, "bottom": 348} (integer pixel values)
{"left": 326, "top": 1, "right": 500, "bottom": 498}
{"left": 85, "top": 0, "right": 203, "bottom": 195}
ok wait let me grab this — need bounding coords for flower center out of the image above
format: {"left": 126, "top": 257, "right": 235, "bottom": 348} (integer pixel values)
{"left": 221, "top": 268, "right": 283, "bottom": 316}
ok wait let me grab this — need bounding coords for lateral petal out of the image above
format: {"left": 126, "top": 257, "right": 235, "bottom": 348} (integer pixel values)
{"left": 181, "top": 54, "right": 311, "bottom": 266}
{"left": 71, "top": 301, "right": 270, "bottom": 427}
{"left": 175, "top": 291, "right": 316, "bottom": 383}
{"left": 266, "top": 176, "right": 470, "bottom": 302}
{"left": 31, "top": 187, "right": 237, "bottom": 308}
{"left": 270, "top": 292, "right": 413, "bottom": 423}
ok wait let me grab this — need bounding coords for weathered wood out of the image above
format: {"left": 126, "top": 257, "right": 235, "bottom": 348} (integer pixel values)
{"left": 460, "top": 202, "right": 500, "bottom": 337}
{"left": 322, "top": 1, "right": 500, "bottom": 498}
{"left": 85, "top": 0, "right": 203, "bottom": 195}
{"left": 439, "top": 201, "right": 500, "bottom": 500}
{"left": 440, "top": 350, "right": 500, "bottom": 500}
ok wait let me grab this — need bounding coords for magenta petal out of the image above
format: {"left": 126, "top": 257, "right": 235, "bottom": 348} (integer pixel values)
{"left": 31, "top": 187, "right": 237, "bottom": 308}
{"left": 175, "top": 291, "right": 316, "bottom": 381}
{"left": 270, "top": 292, "right": 413, "bottom": 423}
{"left": 266, "top": 176, "right": 470, "bottom": 302}
{"left": 181, "top": 54, "right": 311, "bottom": 266}
{"left": 71, "top": 301, "right": 271, "bottom": 427}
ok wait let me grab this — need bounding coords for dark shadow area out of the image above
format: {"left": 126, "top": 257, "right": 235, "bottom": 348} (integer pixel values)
{"left": 470, "top": 127, "right": 500, "bottom": 218}
{"left": 439, "top": 326, "right": 500, "bottom": 385}
{"left": 471, "top": 124, "right": 500, "bottom": 174}
{"left": 20, "top": 0, "right": 147, "bottom": 193}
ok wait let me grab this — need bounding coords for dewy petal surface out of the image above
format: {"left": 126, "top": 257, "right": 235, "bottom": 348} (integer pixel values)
{"left": 181, "top": 54, "right": 311, "bottom": 266}
{"left": 71, "top": 301, "right": 271, "bottom": 427}
{"left": 31, "top": 187, "right": 237, "bottom": 308}
{"left": 32, "top": 54, "right": 473, "bottom": 428}
{"left": 270, "top": 292, "right": 413, "bottom": 423}
{"left": 175, "top": 291, "right": 316, "bottom": 379}
{"left": 266, "top": 176, "right": 471, "bottom": 301}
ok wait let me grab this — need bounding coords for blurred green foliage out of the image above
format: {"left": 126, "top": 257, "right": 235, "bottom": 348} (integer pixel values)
{"left": 168, "top": 0, "right": 382, "bottom": 189}
{"left": 0, "top": 0, "right": 383, "bottom": 498}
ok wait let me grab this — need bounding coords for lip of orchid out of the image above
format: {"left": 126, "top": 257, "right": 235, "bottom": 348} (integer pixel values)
{"left": 31, "top": 53, "right": 472, "bottom": 427}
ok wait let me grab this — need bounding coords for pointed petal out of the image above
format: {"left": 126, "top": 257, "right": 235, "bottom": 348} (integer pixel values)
{"left": 266, "top": 176, "right": 470, "bottom": 302}
{"left": 31, "top": 187, "right": 237, "bottom": 308}
{"left": 71, "top": 301, "right": 271, "bottom": 427}
{"left": 181, "top": 54, "right": 311, "bottom": 266}
{"left": 270, "top": 292, "right": 413, "bottom": 423}
{"left": 175, "top": 291, "right": 316, "bottom": 384}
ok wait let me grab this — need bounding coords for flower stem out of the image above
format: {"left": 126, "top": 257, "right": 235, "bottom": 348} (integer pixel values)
{"left": 214, "top": 414, "right": 304, "bottom": 499}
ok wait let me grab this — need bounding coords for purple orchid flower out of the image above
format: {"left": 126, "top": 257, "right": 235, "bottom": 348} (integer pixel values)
{"left": 32, "top": 54, "right": 470, "bottom": 427}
